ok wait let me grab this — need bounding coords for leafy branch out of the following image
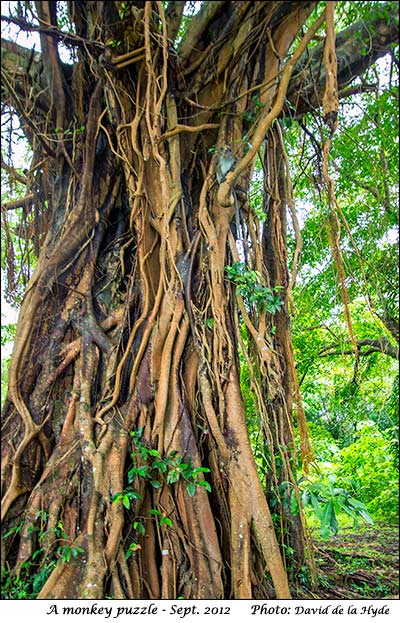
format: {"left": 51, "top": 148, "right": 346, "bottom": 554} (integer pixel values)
{"left": 111, "top": 428, "right": 212, "bottom": 508}
{"left": 225, "top": 261, "right": 284, "bottom": 314}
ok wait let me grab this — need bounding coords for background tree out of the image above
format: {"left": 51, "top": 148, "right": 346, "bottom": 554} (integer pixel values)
{"left": 286, "top": 22, "right": 398, "bottom": 444}
{"left": 1, "top": 0, "right": 398, "bottom": 599}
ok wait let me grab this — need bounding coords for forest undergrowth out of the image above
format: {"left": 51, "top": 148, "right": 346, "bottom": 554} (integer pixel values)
{"left": 296, "top": 524, "right": 399, "bottom": 600}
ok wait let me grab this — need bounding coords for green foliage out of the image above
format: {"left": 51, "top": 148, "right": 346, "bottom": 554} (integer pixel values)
{"left": 1, "top": 517, "right": 84, "bottom": 599}
{"left": 241, "top": 96, "right": 264, "bottom": 124}
{"left": 335, "top": 1, "right": 399, "bottom": 32}
{"left": 125, "top": 542, "right": 140, "bottom": 560}
{"left": 225, "top": 262, "right": 284, "bottom": 313}
{"left": 106, "top": 38, "right": 122, "bottom": 49}
{"left": 56, "top": 1, "right": 73, "bottom": 31}
{"left": 292, "top": 293, "right": 398, "bottom": 444}
{"left": 55, "top": 124, "right": 85, "bottom": 138}
{"left": 1, "top": 321, "right": 15, "bottom": 405}
{"left": 239, "top": 24, "right": 399, "bottom": 534}
{"left": 305, "top": 422, "right": 340, "bottom": 462}
{"left": 175, "top": 2, "right": 202, "bottom": 46}
{"left": 336, "top": 422, "right": 399, "bottom": 520}
{"left": 129, "top": 427, "right": 211, "bottom": 494}
{"left": 248, "top": 161, "right": 267, "bottom": 222}
{"left": 117, "top": 1, "right": 131, "bottom": 20}
{"left": 206, "top": 317, "right": 215, "bottom": 330}
{"left": 111, "top": 428, "right": 212, "bottom": 544}
{"left": 381, "top": 375, "right": 399, "bottom": 467}
{"left": 296, "top": 422, "right": 398, "bottom": 527}
{"left": 299, "top": 475, "right": 374, "bottom": 539}
{"left": 1, "top": 559, "right": 56, "bottom": 599}
{"left": 286, "top": 48, "right": 399, "bottom": 455}
{"left": 1, "top": 323, "right": 16, "bottom": 345}
{"left": 1, "top": 355, "right": 11, "bottom": 406}
{"left": 111, "top": 490, "right": 142, "bottom": 509}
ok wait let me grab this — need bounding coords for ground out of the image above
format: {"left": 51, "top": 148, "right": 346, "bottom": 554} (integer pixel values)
{"left": 297, "top": 524, "right": 399, "bottom": 600}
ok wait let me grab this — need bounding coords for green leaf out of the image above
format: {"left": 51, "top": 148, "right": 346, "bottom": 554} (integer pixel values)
{"left": 150, "top": 480, "right": 162, "bottom": 489}
{"left": 290, "top": 492, "right": 299, "bottom": 516}
{"left": 131, "top": 426, "right": 144, "bottom": 439}
{"left": 180, "top": 464, "right": 194, "bottom": 479}
{"left": 122, "top": 495, "right": 131, "bottom": 509}
{"left": 148, "top": 508, "right": 161, "bottom": 516}
{"left": 321, "top": 501, "right": 338, "bottom": 535}
{"left": 197, "top": 480, "right": 211, "bottom": 492}
{"left": 123, "top": 490, "right": 142, "bottom": 500}
{"left": 72, "top": 547, "right": 85, "bottom": 557}
{"left": 125, "top": 549, "right": 133, "bottom": 560}
{"left": 301, "top": 489, "right": 309, "bottom": 507}
{"left": 140, "top": 447, "right": 149, "bottom": 460}
{"left": 336, "top": 499, "right": 359, "bottom": 520}
{"left": 128, "top": 465, "right": 149, "bottom": 480}
{"left": 309, "top": 492, "right": 323, "bottom": 520}
{"left": 62, "top": 549, "right": 71, "bottom": 563}
{"left": 159, "top": 516, "right": 173, "bottom": 527}
{"left": 166, "top": 470, "right": 180, "bottom": 484}
{"left": 320, "top": 524, "right": 332, "bottom": 539}
{"left": 32, "top": 548, "right": 43, "bottom": 561}
{"left": 186, "top": 481, "right": 196, "bottom": 497}
{"left": 4, "top": 523, "right": 23, "bottom": 538}
{"left": 157, "top": 461, "right": 168, "bottom": 473}
{"left": 133, "top": 521, "right": 146, "bottom": 536}
{"left": 149, "top": 449, "right": 161, "bottom": 458}
{"left": 111, "top": 493, "right": 123, "bottom": 504}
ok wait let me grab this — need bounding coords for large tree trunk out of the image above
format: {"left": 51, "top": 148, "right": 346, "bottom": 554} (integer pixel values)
{"left": 1, "top": 0, "right": 397, "bottom": 600}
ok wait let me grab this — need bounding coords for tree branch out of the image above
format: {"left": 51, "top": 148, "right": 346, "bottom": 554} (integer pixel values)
{"left": 319, "top": 338, "right": 399, "bottom": 360}
{"left": 34, "top": 1, "right": 68, "bottom": 133}
{"left": 287, "top": 2, "right": 399, "bottom": 116}
{"left": 1, "top": 158, "right": 28, "bottom": 185}
{"left": 1, "top": 69, "right": 56, "bottom": 157}
{"left": 1, "top": 194, "right": 35, "bottom": 212}
{"left": 165, "top": 1, "right": 186, "bottom": 44}
{"left": 178, "top": 1, "right": 226, "bottom": 62}
{"left": 338, "top": 83, "right": 377, "bottom": 99}
{"left": 1, "top": 37, "right": 41, "bottom": 74}
{"left": 0, "top": 13, "right": 105, "bottom": 54}
{"left": 1, "top": 37, "right": 50, "bottom": 113}
{"left": 3, "top": 3, "right": 398, "bottom": 123}
{"left": 330, "top": 157, "right": 380, "bottom": 200}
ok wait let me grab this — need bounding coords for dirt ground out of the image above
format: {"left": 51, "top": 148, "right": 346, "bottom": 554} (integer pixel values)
{"left": 296, "top": 524, "right": 399, "bottom": 600}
